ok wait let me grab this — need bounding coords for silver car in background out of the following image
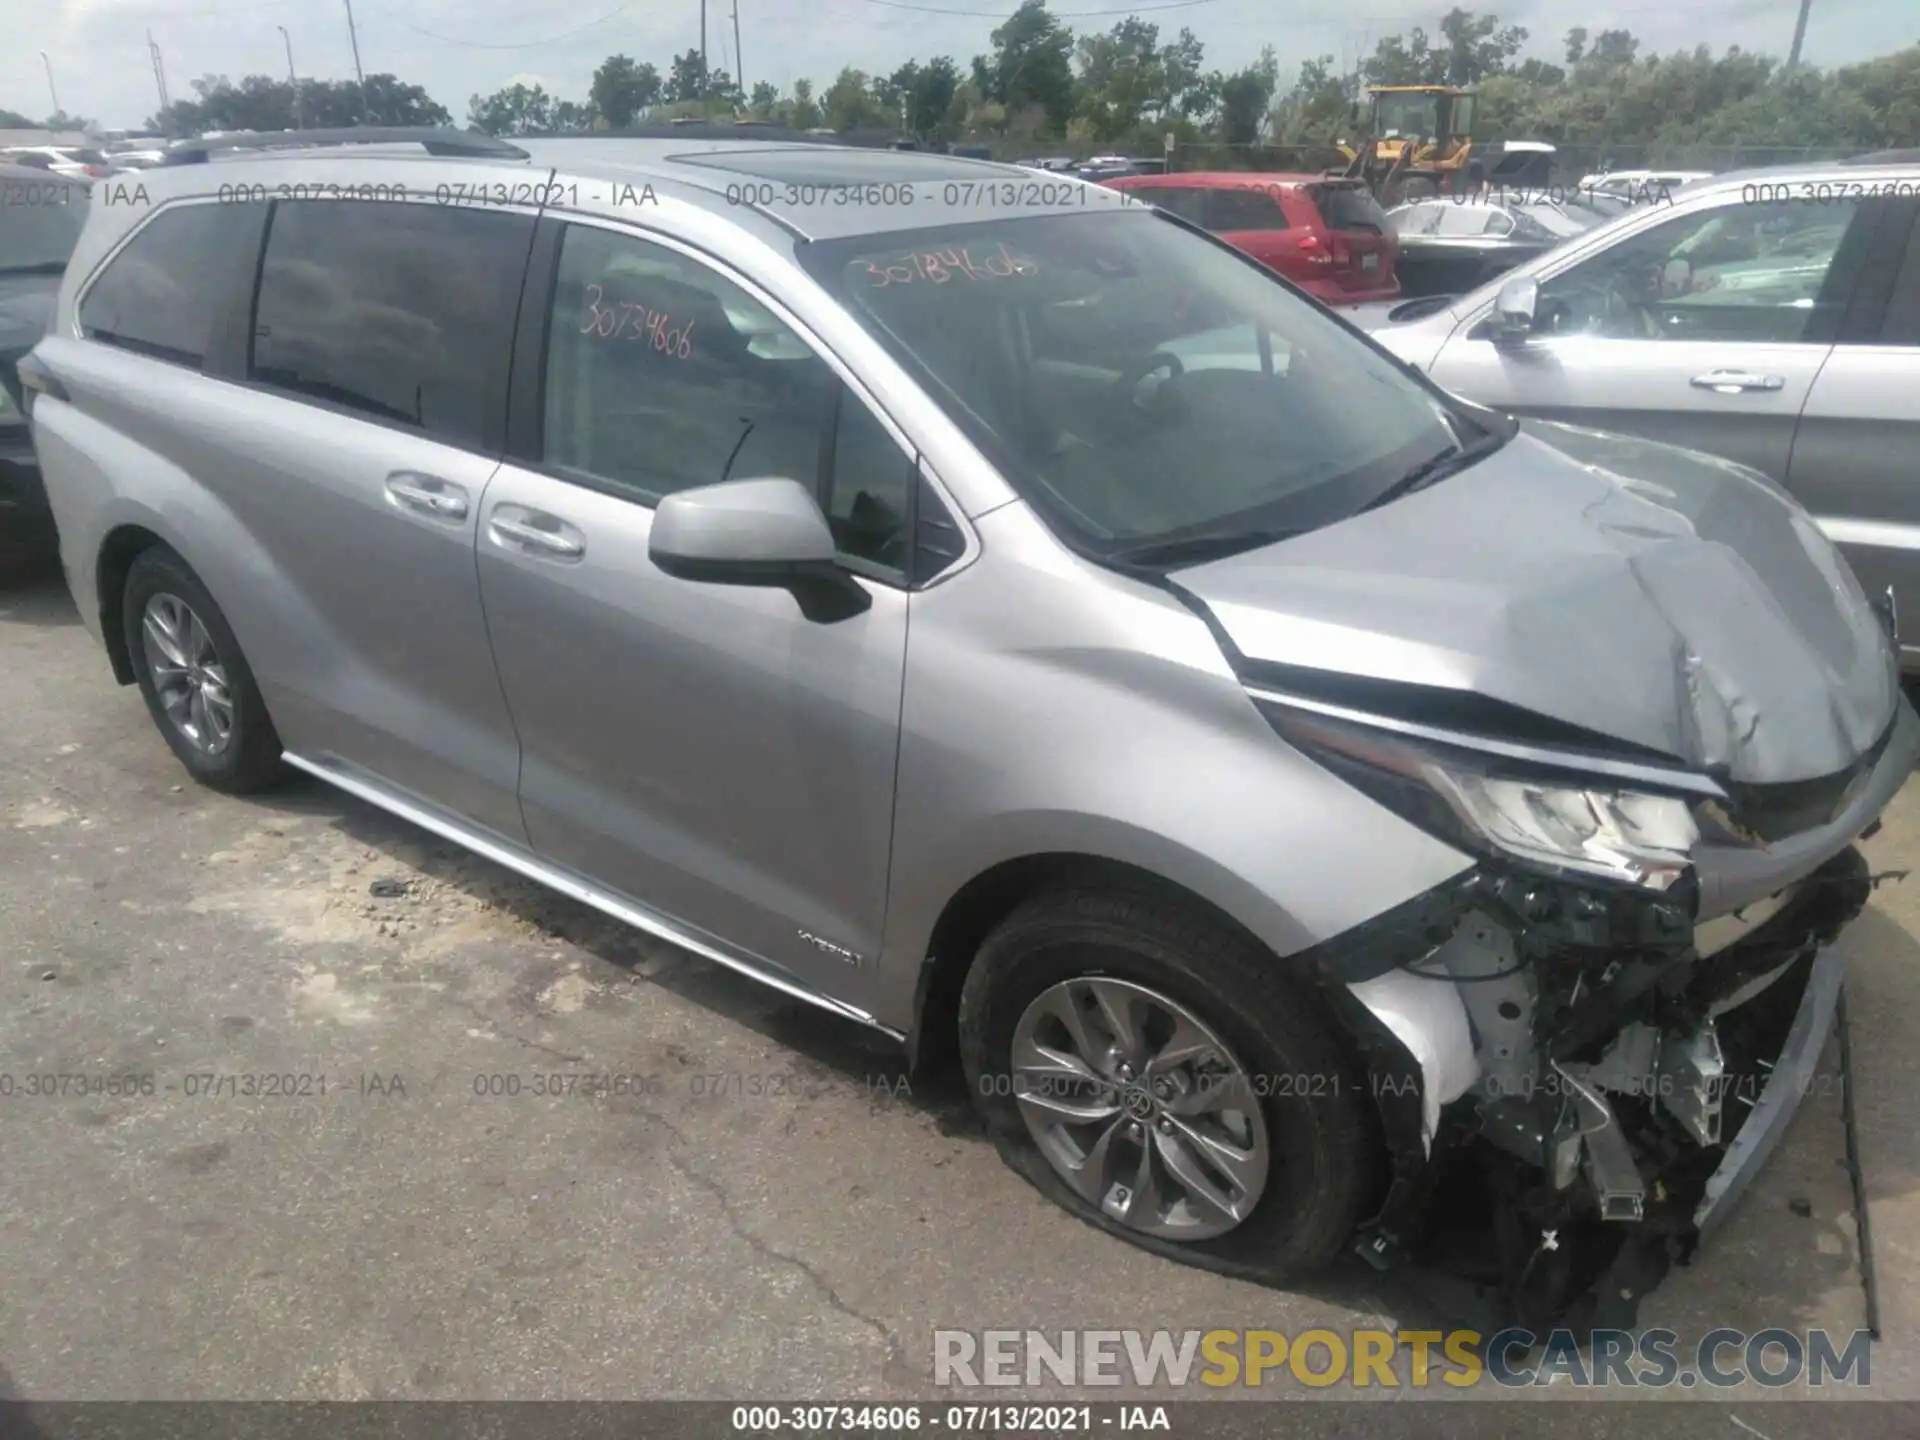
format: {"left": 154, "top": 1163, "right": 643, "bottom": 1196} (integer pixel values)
{"left": 21, "top": 129, "right": 1915, "bottom": 1332}
{"left": 1372, "top": 160, "right": 1920, "bottom": 666}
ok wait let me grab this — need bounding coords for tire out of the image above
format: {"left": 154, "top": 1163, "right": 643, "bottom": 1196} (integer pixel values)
{"left": 959, "top": 886, "right": 1378, "bottom": 1281}
{"left": 122, "top": 545, "right": 287, "bottom": 794}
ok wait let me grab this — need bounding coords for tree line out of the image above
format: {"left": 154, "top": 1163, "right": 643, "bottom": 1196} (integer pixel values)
{"left": 6, "top": 5, "right": 1914, "bottom": 159}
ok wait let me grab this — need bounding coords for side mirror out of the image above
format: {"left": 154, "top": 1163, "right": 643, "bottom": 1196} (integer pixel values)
{"left": 1488, "top": 274, "right": 1539, "bottom": 349}
{"left": 650, "top": 476, "right": 871, "bottom": 620}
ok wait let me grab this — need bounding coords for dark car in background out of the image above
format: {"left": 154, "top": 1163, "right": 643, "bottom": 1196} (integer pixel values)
{"left": 1386, "top": 195, "right": 1621, "bottom": 298}
{"left": 1105, "top": 172, "right": 1400, "bottom": 304}
{"left": 1, "top": 164, "right": 88, "bottom": 573}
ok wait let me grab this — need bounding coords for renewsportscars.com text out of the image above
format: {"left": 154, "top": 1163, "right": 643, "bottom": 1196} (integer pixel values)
{"left": 933, "top": 1327, "right": 1872, "bottom": 1389}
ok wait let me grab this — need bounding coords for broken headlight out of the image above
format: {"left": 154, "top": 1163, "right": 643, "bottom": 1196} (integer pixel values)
{"left": 1262, "top": 703, "right": 1699, "bottom": 891}
{"left": 1421, "top": 769, "right": 1696, "bottom": 890}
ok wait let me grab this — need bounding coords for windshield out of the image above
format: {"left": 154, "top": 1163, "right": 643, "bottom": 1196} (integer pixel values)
{"left": 1373, "top": 93, "right": 1441, "bottom": 140}
{"left": 0, "top": 180, "right": 89, "bottom": 272}
{"left": 800, "top": 212, "right": 1468, "bottom": 553}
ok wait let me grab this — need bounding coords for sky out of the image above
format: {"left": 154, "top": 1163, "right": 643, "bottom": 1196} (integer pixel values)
{"left": 3, "top": 0, "right": 1915, "bottom": 133}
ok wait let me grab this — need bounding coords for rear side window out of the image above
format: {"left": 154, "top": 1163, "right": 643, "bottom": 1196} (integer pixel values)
{"left": 1308, "top": 185, "right": 1387, "bottom": 234}
{"left": 79, "top": 203, "right": 250, "bottom": 368}
{"left": 1206, "top": 188, "right": 1289, "bottom": 232}
{"left": 250, "top": 200, "right": 533, "bottom": 451}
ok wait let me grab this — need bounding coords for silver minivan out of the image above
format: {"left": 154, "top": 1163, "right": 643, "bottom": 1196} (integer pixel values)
{"left": 22, "top": 129, "right": 1915, "bottom": 1330}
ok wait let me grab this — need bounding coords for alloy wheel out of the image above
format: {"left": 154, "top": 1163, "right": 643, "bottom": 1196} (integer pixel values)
{"left": 1008, "top": 976, "right": 1271, "bottom": 1240}
{"left": 141, "top": 592, "right": 236, "bottom": 756}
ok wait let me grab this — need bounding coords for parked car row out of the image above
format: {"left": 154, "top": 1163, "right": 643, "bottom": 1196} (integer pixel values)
{"left": 0, "top": 162, "right": 89, "bottom": 570}
{"left": 15, "top": 129, "right": 1911, "bottom": 1336}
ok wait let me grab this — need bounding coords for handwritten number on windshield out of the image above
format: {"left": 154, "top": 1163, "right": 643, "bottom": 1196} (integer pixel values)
{"left": 862, "top": 241, "right": 1038, "bottom": 288}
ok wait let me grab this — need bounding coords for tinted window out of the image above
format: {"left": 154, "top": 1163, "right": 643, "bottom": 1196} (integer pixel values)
{"left": 251, "top": 202, "right": 531, "bottom": 449}
{"left": 542, "top": 224, "right": 834, "bottom": 504}
{"left": 803, "top": 214, "right": 1463, "bottom": 551}
{"left": 1308, "top": 185, "right": 1387, "bottom": 233}
{"left": 543, "top": 224, "right": 921, "bottom": 578}
{"left": 1207, "top": 188, "right": 1289, "bottom": 232}
{"left": 1535, "top": 199, "right": 1862, "bottom": 344}
{"left": 1878, "top": 211, "right": 1920, "bottom": 346}
{"left": 1, "top": 178, "right": 88, "bottom": 271}
{"left": 79, "top": 203, "right": 250, "bottom": 367}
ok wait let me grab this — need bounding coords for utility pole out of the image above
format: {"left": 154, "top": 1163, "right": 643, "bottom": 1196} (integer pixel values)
{"left": 1785, "top": 0, "right": 1813, "bottom": 74}
{"left": 38, "top": 50, "right": 59, "bottom": 118}
{"left": 278, "top": 26, "right": 302, "bottom": 129}
{"left": 147, "top": 31, "right": 171, "bottom": 115}
{"left": 732, "top": 0, "right": 744, "bottom": 97}
{"left": 700, "top": 0, "right": 708, "bottom": 80}
{"left": 342, "top": 0, "right": 371, "bottom": 124}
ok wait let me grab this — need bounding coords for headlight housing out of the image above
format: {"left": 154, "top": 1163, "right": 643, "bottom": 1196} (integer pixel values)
{"left": 1419, "top": 767, "right": 1697, "bottom": 890}
{"left": 1260, "top": 700, "right": 1701, "bottom": 892}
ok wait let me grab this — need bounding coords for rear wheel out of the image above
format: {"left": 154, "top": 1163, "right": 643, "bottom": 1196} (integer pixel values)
{"left": 959, "top": 885, "right": 1377, "bottom": 1278}
{"left": 123, "top": 546, "right": 287, "bottom": 794}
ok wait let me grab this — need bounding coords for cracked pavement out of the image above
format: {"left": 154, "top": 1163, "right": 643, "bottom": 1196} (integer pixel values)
{"left": 7, "top": 568, "right": 1920, "bottom": 1413}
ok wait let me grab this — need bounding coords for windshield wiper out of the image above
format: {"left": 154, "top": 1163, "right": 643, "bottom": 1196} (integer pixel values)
{"left": 1360, "top": 427, "right": 1512, "bottom": 514}
{"left": 1105, "top": 526, "right": 1307, "bottom": 571}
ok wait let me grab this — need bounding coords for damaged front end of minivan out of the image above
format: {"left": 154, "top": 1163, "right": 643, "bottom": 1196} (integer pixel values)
{"left": 1165, "top": 422, "right": 1919, "bottom": 1330}
{"left": 1262, "top": 692, "right": 1914, "bottom": 1331}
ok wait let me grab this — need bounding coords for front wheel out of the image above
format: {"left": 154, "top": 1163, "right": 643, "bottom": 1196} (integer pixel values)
{"left": 959, "top": 886, "right": 1378, "bottom": 1279}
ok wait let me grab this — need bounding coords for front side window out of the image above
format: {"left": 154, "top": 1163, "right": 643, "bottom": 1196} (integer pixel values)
{"left": 802, "top": 212, "right": 1467, "bottom": 554}
{"left": 79, "top": 203, "right": 248, "bottom": 368}
{"left": 250, "top": 201, "right": 533, "bottom": 449}
{"left": 1533, "top": 198, "right": 1863, "bottom": 344}
{"left": 542, "top": 224, "right": 921, "bottom": 577}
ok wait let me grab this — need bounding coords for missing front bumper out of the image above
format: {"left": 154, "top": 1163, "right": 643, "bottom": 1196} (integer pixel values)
{"left": 1695, "top": 935, "right": 1844, "bottom": 1234}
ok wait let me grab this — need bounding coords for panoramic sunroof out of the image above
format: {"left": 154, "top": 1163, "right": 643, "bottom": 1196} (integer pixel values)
{"left": 672, "top": 149, "right": 1022, "bottom": 185}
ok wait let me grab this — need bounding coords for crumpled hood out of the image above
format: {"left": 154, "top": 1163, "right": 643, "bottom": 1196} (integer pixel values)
{"left": 1173, "top": 420, "right": 1900, "bottom": 784}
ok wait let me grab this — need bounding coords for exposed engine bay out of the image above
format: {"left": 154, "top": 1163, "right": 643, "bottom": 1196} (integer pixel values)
{"left": 1335, "top": 842, "right": 1875, "bottom": 1333}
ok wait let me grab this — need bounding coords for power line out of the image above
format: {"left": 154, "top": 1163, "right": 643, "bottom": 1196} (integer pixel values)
{"left": 365, "top": 4, "right": 635, "bottom": 51}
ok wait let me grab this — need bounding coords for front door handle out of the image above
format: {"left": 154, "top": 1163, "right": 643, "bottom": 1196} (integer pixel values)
{"left": 385, "top": 471, "right": 469, "bottom": 519}
{"left": 1690, "top": 370, "right": 1786, "bottom": 394}
{"left": 488, "top": 507, "right": 586, "bottom": 560}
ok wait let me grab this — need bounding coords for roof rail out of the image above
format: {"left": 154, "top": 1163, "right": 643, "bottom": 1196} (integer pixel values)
{"left": 516, "top": 121, "right": 847, "bottom": 145}
{"left": 162, "top": 127, "right": 530, "bottom": 165}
